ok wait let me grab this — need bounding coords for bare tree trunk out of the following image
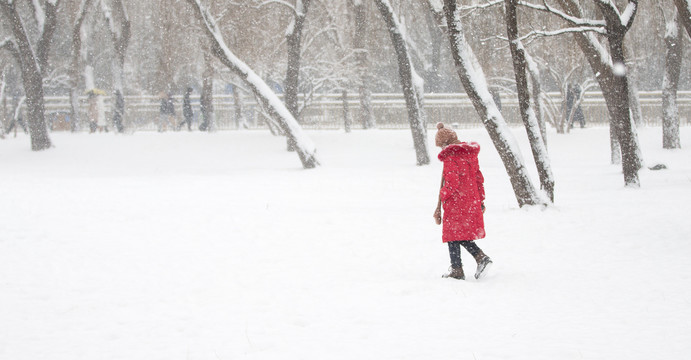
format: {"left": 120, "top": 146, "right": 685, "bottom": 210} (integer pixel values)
{"left": 342, "top": 89, "right": 351, "bottom": 133}
{"left": 200, "top": 51, "right": 215, "bottom": 132}
{"left": 375, "top": 0, "right": 430, "bottom": 166}
{"left": 102, "top": 0, "right": 130, "bottom": 133}
{"left": 423, "top": 1, "right": 445, "bottom": 93}
{"left": 69, "top": 0, "right": 93, "bottom": 133}
{"left": 597, "top": 3, "right": 640, "bottom": 187}
{"left": 442, "top": 0, "right": 544, "bottom": 207}
{"left": 0, "top": 69, "right": 6, "bottom": 138}
{"left": 526, "top": 52, "right": 546, "bottom": 147}
{"left": 555, "top": 0, "right": 641, "bottom": 187}
{"left": 156, "top": 0, "right": 176, "bottom": 94}
{"left": 505, "top": 0, "right": 554, "bottom": 203}
{"left": 285, "top": 0, "right": 311, "bottom": 120}
{"left": 351, "top": 0, "right": 374, "bottom": 129}
{"left": 0, "top": 0, "right": 59, "bottom": 151}
{"left": 625, "top": 45, "right": 643, "bottom": 128}
{"left": 233, "top": 87, "right": 246, "bottom": 129}
{"left": 663, "top": 9, "right": 683, "bottom": 149}
{"left": 285, "top": 0, "right": 311, "bottom": 151}
{"left": 185, "top": 0, "right": 318, "bottom": 168}
{"left": 674, "top": 0, "right": 691, "bottom": 38}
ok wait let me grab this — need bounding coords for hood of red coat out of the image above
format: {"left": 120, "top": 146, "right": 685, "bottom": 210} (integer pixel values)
{"left": 438, "top": 142, "right": 480, "bottom": 161}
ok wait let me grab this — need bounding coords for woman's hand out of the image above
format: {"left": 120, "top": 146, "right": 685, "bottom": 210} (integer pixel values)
{"left": 433, "top": 207, "right": 442, "bottom": 225}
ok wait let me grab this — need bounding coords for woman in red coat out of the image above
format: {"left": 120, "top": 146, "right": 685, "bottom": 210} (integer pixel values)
{"left": 433, "top": 123, "right": 492, "bottom": 280}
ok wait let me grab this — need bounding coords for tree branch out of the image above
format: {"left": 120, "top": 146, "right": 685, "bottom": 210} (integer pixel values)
{"left": 519, "top": 0, "right": 606, "bottom": 27}
{"left": 517, "top": 26, "right": 607, "bottom": 42}
{"left": 256, "top": 0, "right": 297, "bottom": 16}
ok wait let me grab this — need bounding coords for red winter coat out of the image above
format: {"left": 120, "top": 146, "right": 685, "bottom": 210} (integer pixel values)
{"left": 438, "top": 142, "right": 486, "bottom": 242}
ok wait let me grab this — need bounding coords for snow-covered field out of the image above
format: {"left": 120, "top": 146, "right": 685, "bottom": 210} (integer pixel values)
{"left": 1, "top": 126, "right": 690, "bottom": 360}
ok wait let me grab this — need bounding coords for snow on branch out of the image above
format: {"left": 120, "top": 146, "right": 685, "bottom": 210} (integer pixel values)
{"left": 517, "top": 26, "right": 606, "bottom": 43}
{"left": 519, "top": 1, "right": 606, "bottom": 28}
{"left": 461, "top": 0, "right": 502, "bottom": 11}
{"left": 593, "top": 0, "right": 638, "bottom": 29}
{"left": 620, "top": 2, "right": 638, "bottom": 29}
{"left": 186, "top": 0, "right": 318, "bottom": 168}
{"left": 257, "top": 0, "right": 298, "bottom": 16}
{"left": 101, "top": 0, "right": 118, "bottom": 37}
{"left": 428, "top": 0, "right": 443, "bottom": 13}
{"left": 448, "top": 0, "right": 503, "bottom": 18}
{"left": 30, "top": 0, "right": 46, "bottom": 30}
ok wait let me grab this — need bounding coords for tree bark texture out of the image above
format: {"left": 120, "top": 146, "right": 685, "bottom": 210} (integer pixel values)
{"left": 505, "top": 0, "right": 554, "bottom": 203}
{"left": 442, "top": 0, "right": 543, "bottom": 207}
{"left": 662, "top": 9, "right": 683, "bottom": 149}
{"left": 375, "top": 0, "right": 430, "bottom": 166}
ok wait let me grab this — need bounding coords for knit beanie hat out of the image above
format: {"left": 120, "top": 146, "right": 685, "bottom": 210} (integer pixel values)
{"left": 435, "top": 122, "right": 458, "bottom": 147}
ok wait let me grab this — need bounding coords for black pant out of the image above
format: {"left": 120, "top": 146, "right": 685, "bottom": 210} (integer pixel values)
{"left": 448, "top": 241, "right": 482, "bottom": 269}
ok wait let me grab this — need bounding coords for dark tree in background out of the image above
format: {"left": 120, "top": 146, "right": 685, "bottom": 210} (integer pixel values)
{"left": 102, "top": 0, "right": 130, "bottom": 133}
{"left": 0, "top": 0, "right": 61, "bottom": 151}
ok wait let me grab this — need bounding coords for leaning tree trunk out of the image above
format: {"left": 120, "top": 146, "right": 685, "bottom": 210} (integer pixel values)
{"left": 375, "top": 0, "right": 430, "bottom": 166}
{"left": 505, "top": 0, "right": 554, "bottom": 203}
{"left": 662, "top": 9, "right": 683, "bottom": 149}
{"left": 442, "top": 0, "right": 544, "bottom": 207}
{"left": 674, "top": 0, "right": 691, "bottom": 39}
{"left": 186, "top": 0, "right": 318, "bottom": 168}
{"left": 352, "top": 0, "right": 375, "bottom": 129}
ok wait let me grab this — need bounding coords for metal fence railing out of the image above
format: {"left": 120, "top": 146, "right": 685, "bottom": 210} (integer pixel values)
{"left": 33, "top": 91, "right": 691, "bottom": 131}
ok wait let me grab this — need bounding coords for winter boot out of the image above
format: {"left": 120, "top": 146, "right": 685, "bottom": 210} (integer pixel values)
{"left": 474, "top": 255, "right": 493, "bottom": 280}
{"left": 442, "top": 266, "right": 465, "bottom": 280}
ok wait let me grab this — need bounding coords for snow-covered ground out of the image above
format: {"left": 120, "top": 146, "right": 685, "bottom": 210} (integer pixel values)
{"left": 1, "top": 126, "right": 690, "bottom": 360}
